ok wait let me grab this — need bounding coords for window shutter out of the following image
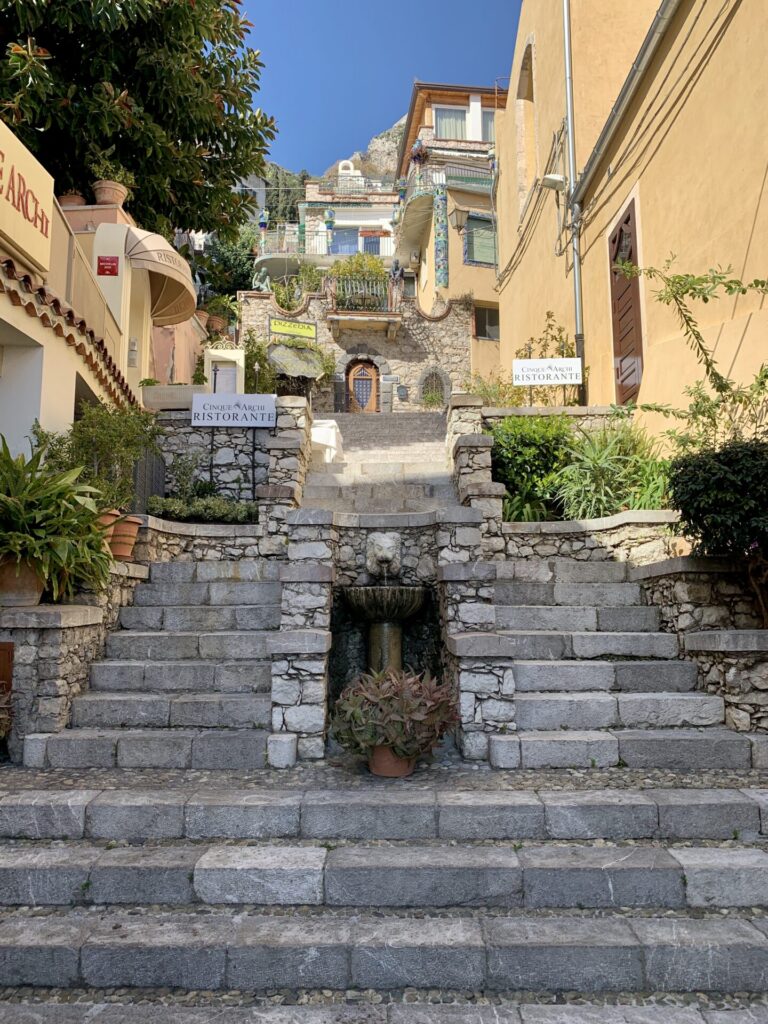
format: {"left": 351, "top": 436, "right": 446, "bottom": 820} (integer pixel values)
{"left": 467, "top": 218, "right": 496, "bottom": 264}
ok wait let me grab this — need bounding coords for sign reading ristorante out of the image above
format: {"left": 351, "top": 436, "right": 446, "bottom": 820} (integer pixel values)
{"left": 0, "top": 120, "right": 54, "bottom": 274}
{"left": 191, "top": 393, "right": 277, "bottom": 428}
{"left": 512, "top": 358, "right": 583, "bottom": 386}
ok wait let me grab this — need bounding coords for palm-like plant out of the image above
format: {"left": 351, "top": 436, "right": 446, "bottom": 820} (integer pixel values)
{"left": 0, "top": 438, "right": 112, "bottom": 601}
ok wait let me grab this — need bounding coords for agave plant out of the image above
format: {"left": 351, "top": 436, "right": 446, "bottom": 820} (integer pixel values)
{"left": 0, "top": 438, "right": 112, "bottom": 601}
{"left": 332, "top": 668, "right": 458, "bottom": 761}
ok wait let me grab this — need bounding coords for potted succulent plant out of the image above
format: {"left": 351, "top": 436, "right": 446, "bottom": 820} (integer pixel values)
{"left": 0, "top": 439, "right": 112, "bottom": 607}
{"left": 332, "top": 668, "right": 458, "bottom": 778}
{"left": 89, "top": 155, "right": 136, "bottom": 207}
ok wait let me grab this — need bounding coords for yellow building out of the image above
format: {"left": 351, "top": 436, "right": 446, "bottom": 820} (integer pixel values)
{"left": 0, "top": 122, "right": 198, "bottom": 454}
{"left": 496, "top": 0, "right": 767, "bottom": 414}
{"left": 394, "top": 82, "right": 507, "bottom": 381}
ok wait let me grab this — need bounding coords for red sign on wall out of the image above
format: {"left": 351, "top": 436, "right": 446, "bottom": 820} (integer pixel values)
{"left": 97, "top": 255, "right": 119, "bottom": 276}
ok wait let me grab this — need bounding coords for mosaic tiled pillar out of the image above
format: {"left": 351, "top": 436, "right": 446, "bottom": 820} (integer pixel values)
{"left": 433, "top": 185, "right": 449, "bottom": 289}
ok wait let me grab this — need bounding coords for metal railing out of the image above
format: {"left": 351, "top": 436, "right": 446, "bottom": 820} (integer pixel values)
{"left": 257, "top": 227, "right": 394, "bottom": 259}
{"left": 404, "top": 163, "right": 494, "bottom": 204}
{"left": 326, "top": 276, "right": 403, "bottom": 313}
{"left": 317, "top": 175, "right": 396, "bottom": 195}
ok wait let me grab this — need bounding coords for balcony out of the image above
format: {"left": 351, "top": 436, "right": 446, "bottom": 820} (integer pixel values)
{"left": 325, "top": 276, "right": 403, "bottom": 341}
{"left": 404, "top": 163, "right": 494, "bottom": 205}
{"left": 313, "top": 174, "right": 396, "bottom": 197}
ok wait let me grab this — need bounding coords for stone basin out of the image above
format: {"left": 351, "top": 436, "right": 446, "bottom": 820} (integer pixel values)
{"left": 344, "top": 586, "right": 426, "bottom": 623}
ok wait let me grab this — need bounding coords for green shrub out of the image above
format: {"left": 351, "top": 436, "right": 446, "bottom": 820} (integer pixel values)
{"left": 0, "top": 438, "right": 112, "bottom": 601}
{"left": 146, "top": 495, "right": 259, "bottom": 524}
{"left": 553, "top": 420, "right": 668, "bottom": 521}
{"left": 332, "top": 668, "right": 457, "bottom": 761}
{"left": 490, "top": 415, "right": 572, "bottom": 521}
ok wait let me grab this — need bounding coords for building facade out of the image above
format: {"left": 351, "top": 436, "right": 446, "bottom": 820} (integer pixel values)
{"left": 495, "top": 0, "right": 768, "bottom": 417}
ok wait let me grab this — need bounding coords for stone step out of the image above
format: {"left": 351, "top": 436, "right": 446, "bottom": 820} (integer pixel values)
{"left": 494, "top": 580, "right": 643, "bottom": 607}
{"left": 303, "top": 498, "right": 463, "bottom": 513}
{"left": 1, "top": 906, "right": 767, "bottom": 992}
{"left": 0, "top": 841, "right": 766, "bottom": 910}
{"left": 105, "top": 628, "right": 329, "bottom": 661}
{"left": 513, "top": 692, "right": 724, "bottom": 731}
{"left": 89, "top": 659, "right": 272, "bottom": 693}
{"left": 302, "top": 483, "right": 456, "bottom": 501}
{"left": 305, "top": 469, "right": 453, "bottom": 487}
{"left": 448, "top": 631, "right": 680, "bottom": 660}
{"left": 495, "top": 606, "right": 661, "bottom": 632}
{"left": 508, "top": 660, "right": 698, "bottom": 692}
{"left": 486, "top": 727, "right": 753, "bottom": 770}
{"left": 133, "top": 581, "right": 282, "bottom": 608}
{"left": 119, "top": 604, "right": 282, "bottom": 632}
{"left": 23, "top": 728, "right": 268, "bottom": 769}
{"left": 0, "top": 1005, "right": 762, "bottom": 1024}
{"left": 2, "top": 786, "right": 763, "bottom": 842}
{"left": 70, "top": 693, "right": 271, "bottom": 730}
{"left": 502, "top": 559, "right": 630, "bottom": 583}
{"left": 149, "top": 559, "right": 281, "bottom": 583}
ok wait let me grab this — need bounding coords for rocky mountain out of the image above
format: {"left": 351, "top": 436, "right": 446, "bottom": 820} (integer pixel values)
{"left": 324, "top": 116, "right": 406, "bottom": 181}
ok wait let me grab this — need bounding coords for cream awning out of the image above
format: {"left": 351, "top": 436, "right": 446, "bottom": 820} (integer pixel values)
{"left": 124, "top": 228, "right": 196, "bottom": 326}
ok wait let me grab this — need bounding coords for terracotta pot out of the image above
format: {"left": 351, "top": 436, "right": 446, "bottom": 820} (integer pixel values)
{"left": 207, "top": 313, "right": 226, "bottom": 333}
{"left": 0, "top": 558, "right": 44, "bottom": 608}
{"left": 98, "top": 509, "right": 121, "bottom": 545}
{"left": 92, "top": 180, "right": 129, "bottom": 207}
{"left": 369, "top": 745, "right": 416, "bottom": 778}
{"left": 195, "top": 309, "right": 210, "bottom": 329}
{"left": 58, "top": 191, "right": 86, "bottom": 208}
{"left": 109, "top": 515, "right": 142, "bottom": 561}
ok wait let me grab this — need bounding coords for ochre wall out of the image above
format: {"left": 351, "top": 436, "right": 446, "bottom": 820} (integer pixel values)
{"left": 497, "top": 0, "right": 767, "bottom": 422}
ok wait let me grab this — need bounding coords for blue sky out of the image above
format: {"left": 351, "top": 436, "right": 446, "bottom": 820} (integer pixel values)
{"left": 243, "top": 0, "right": 522, "bottom": 175}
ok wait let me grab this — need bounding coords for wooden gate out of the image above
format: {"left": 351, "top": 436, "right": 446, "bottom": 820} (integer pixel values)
{"left": 609, "top": 200, "right": 644, "bottom": 404}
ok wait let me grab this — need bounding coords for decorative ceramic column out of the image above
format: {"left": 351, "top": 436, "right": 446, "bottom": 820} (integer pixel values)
{"left": 434, "top": 185, "right": 449, "bottom": 289}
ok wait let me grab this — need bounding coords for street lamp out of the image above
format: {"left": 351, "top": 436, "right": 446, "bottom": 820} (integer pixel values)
{"left": 252, "top": 359, "right": 260, "bottom": 393}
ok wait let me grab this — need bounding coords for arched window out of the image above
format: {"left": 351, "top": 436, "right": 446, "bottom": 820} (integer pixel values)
{"left": 516, "top": 43, "right": 537, "bottom": 208}
{"left": 420, "top": 369, "right": 449, "bottom": 408}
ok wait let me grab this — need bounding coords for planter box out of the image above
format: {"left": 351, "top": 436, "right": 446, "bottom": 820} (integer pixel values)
{"left": 141, "top": 384, "right": 208, "bottom": 412}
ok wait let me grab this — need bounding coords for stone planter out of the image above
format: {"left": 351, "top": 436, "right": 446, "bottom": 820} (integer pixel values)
{"left": 368, "top": 745, "right": 415, "bottom": 778}
{"left": 0, "top": 558, "right": 44, "bottom": 608}
{"left": 206, "top": 313, "right": 226, "bottom": 334}
{"left": 57, "top": 191, "right": 86, "bottom": 208}
{"left": 141, "top": 384, "right": 207, "bottom": 412}
{"left": 92, "top": 179, "right": 129, "bottom": 207}
{"left": 109, "top": 516, "right": 142, "bottom": 561}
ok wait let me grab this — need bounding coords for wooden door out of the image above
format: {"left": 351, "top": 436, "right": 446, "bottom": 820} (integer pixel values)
{"left": 610, "top": 201, "right": 643, "bottom": 404}
{"left": 347, "top": 361, "right": 378, "bottom": 413}
{"left": 0, "top": 643, "right": 12, "bottom": 739}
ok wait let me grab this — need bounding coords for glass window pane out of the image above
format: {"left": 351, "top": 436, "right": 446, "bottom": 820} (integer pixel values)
{"left": 475, "top": 306, "right": 500, "bottom": 341}
{"left": 482, "top": 109, "right": 496, "bottom": 143}
{"left": 466, "top": 217, "right": 497, "bottom": 265}
{"left": 331, "top": 228, "right": 358, "bottom": 255}
{"left": 435, "top": 107, "right": 467, "bottom": 140}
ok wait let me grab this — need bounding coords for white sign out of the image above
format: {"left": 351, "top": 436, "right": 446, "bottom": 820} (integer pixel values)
{"left": 512, "top": 358, "right": 583, "bottom": 386}
{"left": 191, "top": 393, "right": 277, "bottom": 428}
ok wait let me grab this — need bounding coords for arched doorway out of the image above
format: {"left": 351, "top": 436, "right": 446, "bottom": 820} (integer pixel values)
{"left": 347, "top": 360, "right": 379, "bottom": 413}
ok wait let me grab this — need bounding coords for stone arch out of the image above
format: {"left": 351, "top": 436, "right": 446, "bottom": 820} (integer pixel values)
{"left": 333, "top": 351, "right": 393, "bottom": 413}
{"left": 417, "top": 366, "right": 452, "bottom": 407}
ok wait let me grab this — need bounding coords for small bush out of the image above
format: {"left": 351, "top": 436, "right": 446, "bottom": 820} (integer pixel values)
{"left": 146, "top": 496, "right": 259, "bottom": 524}
{"left": 490, "top": 415, "right": 572, "bottom": 521}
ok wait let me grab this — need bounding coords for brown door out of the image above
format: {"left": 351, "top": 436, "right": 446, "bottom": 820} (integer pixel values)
{"left": 610, "top": 201, "right": 643, "bottom": 404}
{"left": 0, "top": 643, "right": 12, "bottom": 739}
{"left": 347, "top": 361, "right": 378, "bottom": 413}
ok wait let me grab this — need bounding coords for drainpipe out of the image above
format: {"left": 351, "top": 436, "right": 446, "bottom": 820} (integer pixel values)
{"left": 562, "top": 0, "right": 586, "bottom": 404}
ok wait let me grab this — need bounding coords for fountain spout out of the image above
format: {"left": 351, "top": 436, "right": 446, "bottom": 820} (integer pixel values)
{"left": 344, "top": 585, "right": 426, "bottom": 673}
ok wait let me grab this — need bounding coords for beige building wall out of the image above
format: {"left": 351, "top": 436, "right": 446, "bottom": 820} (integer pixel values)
{"left": 497, "top": 0, "right": 766, "bottom": 422}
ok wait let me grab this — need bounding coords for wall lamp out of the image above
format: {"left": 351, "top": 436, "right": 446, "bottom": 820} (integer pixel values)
{"left": 541, "top": 174, "right": 567, "bottom": 192}
{"left": 448, "top": 207, "right": 469, "bottom": 233}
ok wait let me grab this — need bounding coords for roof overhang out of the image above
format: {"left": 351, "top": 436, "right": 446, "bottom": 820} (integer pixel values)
{"left": 124, "top": 227, "right": 196, "bottom": 326}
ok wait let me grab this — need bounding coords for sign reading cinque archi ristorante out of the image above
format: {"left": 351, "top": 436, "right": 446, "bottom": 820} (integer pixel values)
{"left": 191, "top": 394, "right": 277, "bottom": 428}
{"left": 512, "top": 358, "right": 583, "bottom": 386}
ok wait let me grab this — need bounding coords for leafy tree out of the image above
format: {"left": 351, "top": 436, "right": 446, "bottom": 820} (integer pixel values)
{"left": 205, "top": 226, "right": 258, "bottom": 294}
{"left": 264, "top": 163, "right": 309, "bottom": 224}
{"left": 0, "top": 0, "right": 275, "bottom": 237}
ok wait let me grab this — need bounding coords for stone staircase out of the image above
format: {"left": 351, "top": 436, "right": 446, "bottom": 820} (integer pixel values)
{"left": 448, "top": 557, "right": 755, "bottom": 769}
{"left": 303, "top": 412, "right": 459, "bottom": 513}
{"left": 22, "top": 560, "right": 313, "bottom": 769}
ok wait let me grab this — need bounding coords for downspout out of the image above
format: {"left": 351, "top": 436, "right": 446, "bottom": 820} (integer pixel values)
{"left": 562, "top": 0, "right": 585, "bottom": 403}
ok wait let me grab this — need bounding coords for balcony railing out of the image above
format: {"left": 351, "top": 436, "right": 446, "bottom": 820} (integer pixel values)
{"left": 404, "top": 163, "right": 494, "bottom": 204}
{"left": 317, "top": 174, "right": 396, "bottom": 195}
{"left": 326, "top": 275, "right": 403, "bottom": 314}
{"left": 257, "top": 226, "right": 394, "bottom": 260}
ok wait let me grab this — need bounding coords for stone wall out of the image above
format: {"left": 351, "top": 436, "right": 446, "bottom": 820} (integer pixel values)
{"left": 1, "top": 563, "right": 148, "bottom": 760}
{"left": 156, "top": 397, "right": 312, "bottom": 502}
{"left": 239, "top": 292, "right": 474, "bottom": 414}
{"left": 685, "top": 632, "right": 768, "bottom": 733}
{"left": 482, "top": 405, "right": 617, "bottom": 431}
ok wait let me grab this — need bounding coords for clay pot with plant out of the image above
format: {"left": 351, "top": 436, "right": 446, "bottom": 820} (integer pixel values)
{"left": 332, "top": 668, "right": 458, "bottom": 778}
{"left": 205, "top": 294, "right": 239, "bottom": 335}
{"left": 89, "top": 155, "right": 136, "bottom": 208}
{"left": 58, "top": 190, "right": 86, "bottom": 208}
{"left": 0, "top": 438, "right": 112, "bottom": 607}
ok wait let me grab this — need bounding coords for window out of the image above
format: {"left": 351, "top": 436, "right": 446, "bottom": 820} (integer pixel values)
{"left": 482, "top": 109, "right": 496, "bottom": 143}
{"left": 434, "top": 106, "right": 467, "bottom": 140}
{"left": 474, "top": 306, "right": 500, "bottom": 341}
{"left": 464, "top": 216, "right": 497, "bottom": 265}
{"left": 363, "top": 235, "right": 381, "bottom": 255}
{"left": 421, "top": 369, "right": 448, "bottom": 407}
{"left": 331, "top": 228, "right": 359, "bottom": 255}
{"left": 402, "top": 274, "right": 416, "bottom": 297}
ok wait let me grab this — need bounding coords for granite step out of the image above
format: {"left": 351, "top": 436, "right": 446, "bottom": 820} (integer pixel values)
{"left": 89, "top": 659, "right": 272, "bottom": 693}
{"left": 486, "top": 728, "right": 753, "bottom": 770}
{"left": 105, "top": 629, "right": 329, "bottom": 662}
{"left": 508, "top": 660, "right": 698, "bottom": 692}
{"left": 1, "top": 786, "right": 763, "bottom": 842}
{"left": 0, "top": 841, "right": 766, "bottom": 910}
{"left": 119, "top": 604, "right": 282, "bottom": 632}
{"left": 494, "top": 605, "right": 661, "bottom": 632}
{"left": 501, "top": 558, "right": 630, "bottom": 583}
{"left": 70, "top": 693, "right": 271, "bottom": 730}
{"left": 494, "top": 580, "right": 643, "bottom": 606}
{"left": 513, "top": 692, "right": 724, "bottom": 731}
{"left": 23, "top": 728, "right": 268, "bottom": 769}
{"left": 133, "top": 581, "right": 282, "bottom": 608}
{"left": 447, "top": 631, "right": 680, "bottom": 660}
{"left": 149, "top": 559, "right": 282, "bottom": 583}
{"left": 1, "top": 906, "right": 767, "bottom": 992}
{"left": 0, "top": 1005, "right": 763, "bottom": 1024}
{"left": 302, "top": 483, "right": 456, "bottom": 502}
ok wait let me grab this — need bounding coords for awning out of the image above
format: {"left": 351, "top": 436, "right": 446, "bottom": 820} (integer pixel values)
{"left": 124, "top": 227, "right": 197, "bottom": 326}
